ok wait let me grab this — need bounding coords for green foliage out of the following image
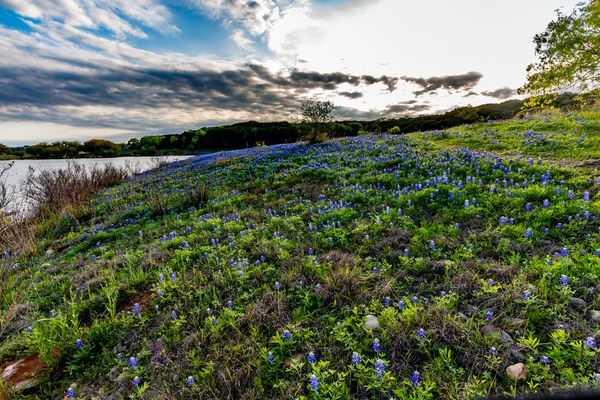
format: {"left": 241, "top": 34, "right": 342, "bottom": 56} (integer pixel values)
{"left": 521, "top": 0, "right": 600, "bottom": 95}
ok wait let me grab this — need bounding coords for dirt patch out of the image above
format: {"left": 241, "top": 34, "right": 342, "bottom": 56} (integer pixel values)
{"left": 119, "top": 291, "right": 154, "bottom": 314}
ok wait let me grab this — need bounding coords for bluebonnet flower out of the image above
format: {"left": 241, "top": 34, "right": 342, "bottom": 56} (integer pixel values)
{"left": 211, "top": 317, "right": 217, "bottom": 325}
{"left": 411, "top": 296, "right": 418, "bottom": 305}
{"left": 411, "top": 371, "right": 422, "bottom": 387}
{"left": 50, "top": 309, "right": 58, "bottom": 317}
{"left": 226, "top": 300, "right": 233, "bottom": 308}
{"left": 416, "top": 328, "right": 426, "bottom": 338}
{"left": 181, "top": 241, "right": 190, "bottom": 249}
{"left": 487, "top": 279, "right": 495, "bottom": 286}
{"left": 154, "top": 305, "right": 159, "bottom": 311}
{"left": 27, "top": 326, "right": 33, "bottom": 333}
{"left": 117, "top": 353, "right": 122, "bottom": 359}
{"left": 540, "top": 356, "right": 550, "bottom": 364}
{"left": 485, "top": 311, "right": 493, "bottom": 321}
{"left": 374, "top": 359, "right": 386, "bottom": 378}
{"left": 489, "top": 347, "right": 498, "bottom": 355}
{"left": 66, "top": 388, "right": 75, "bottom": 398}
{"left": 132, "top": 376, "right": 141, "bottom": 386}
{"left": 157, "top": 289, "right": 163, "bottom": 297}
{"left": 595, "top": 249, "right": 600, "bottom": 257}
{"left": 403, "top": 248, "right": 410, "bottom": 256}
{"left": 283, "top": 330, "right": 291, "bottom": 341}
{"left": 133, "top": 303, "right": 141, "bottom": 316}
{"left": 351, "top": 351, "right": 361, "bottom": 366}
{"left": 205, "top": 308, "right": 211, "bottom": 315}
{"left": 129, "top": 356, "right": 138, "bottom": 369}
{"left": 440, "top": 291, "right": 447, "bottom": 298}
{"left": 561, "top": 247, "right": 569, "bottom": 257}
{"left": 372, "top": 338, "right": 381, "bottom": 353}
{"left": 75, "top": 339, "right": 84, "bottom": 349}
{"left": 543, "top": 199, "right": 550, "bottom": 208}
{"left": 524, "top": 228, "right": 532, "bottom": 238}
{"left": 171, "top": 310, "right": 178, "bottom": 319}
{"left": 383, "top": 297, "right": 391, "bottom": 307}
{"left": 398, "top": 300, "right": 405, "bottom": 311}
{"left": 274, "top": 281, "right": 280, "bottom": 291}
{"left": 584, "top": 191, "right": 590, "bottom": 201}
{"left": 267, "top": 352, "right": 274, "bottom": 363}
{"left": 307, "top": 351, "right": 316, "bottom": 363}
{"left": 96, "top": 241, "right": 102, "bottom": 248}
{"left": 159, "top": 273, "right": 165, "bottom": 283}
{"left": 585, "top": 337, "right": 596, "bottom": 348}
{"left": 429, "top": 240, "right": 436, "bottom": 250}
{"left": 556, "top": 324, "right": 566, "bottom": 331}
{"left": 523, "top": 290, "right": 531, "bottom": 300}
{"left": 309, "top": 374, "right": 319, "bottom": 391}
{"left": 187, "top": 376, "right": 195, "bottom": 387}
{"left": 560, "top": 275, "right": 569, "bottom": 286}
{"left": 525, "top": 203, "right": 532, "bottom": 212}
{"left": 169, "top": 271, "right": 176, "bottom": 282}
{"left": 568, "top": 190, "right": 574, "bottom": 199}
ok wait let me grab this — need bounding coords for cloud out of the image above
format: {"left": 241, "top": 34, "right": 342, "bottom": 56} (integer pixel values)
{"left": 0, "top": 0, "right": 179, "bottom": 38}
{"left": 481, "top": 87, "right": 517, "bottom": 99}
{"left": 338, "top": 91, "right": 363, "bottom": 99}
{"left": 402, "top": 71, "right": 483, "bottom": 96}
{"left": 333, "top": 101, "right": 430, "bottom": 120}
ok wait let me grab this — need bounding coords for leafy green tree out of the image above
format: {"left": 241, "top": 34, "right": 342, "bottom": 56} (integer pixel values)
{"left": 520, "top": 0, "right": 600, "bottom": 95}
{"left": 300, "top": 98, "right": 335, "bottom": 144}
{"left": 388, "top": 126, "right": 401, "bottom": 134}
{"left": 83, "top": 139, "right": 121, "bottom": 157}
{"left": 0, "top": 144, "right": 12, "bottom": 155}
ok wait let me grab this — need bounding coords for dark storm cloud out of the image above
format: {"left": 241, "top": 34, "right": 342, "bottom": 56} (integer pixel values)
{"left": 385, "top": 103, "right": 430, "bottom": 114}
{"left": 481, "top": 87, "right": 517, "bottom": 100}
{"left": 401, "top": 71, "right": 483, "bottom": 96}
{"left": 333, "top": 101, "right": 430, "bottom": 120}
{"left": 338, "top": 91, "right": 364, "bottom": 99}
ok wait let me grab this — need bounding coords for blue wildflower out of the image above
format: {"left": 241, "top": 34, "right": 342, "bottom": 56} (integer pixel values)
{"left": 274, "top": 281, "right": 280, "bottom": 291}
{"left": 398, "top": 300, "right": 405, "bottom": 311}
{"left": 372, "top": 338, "right": 381, "bottom": 353}
{"left": 489, "top": 347, "right": 498, "bottom": 355}
{"left": 171, "top": 310, "right": 178, "bottom": 319}
{"left": 157, "top": 289, "right": 163, "bottom": 297}
{"left": 169, "top": 271, "right": 176, "bottom": 282}
{"left": 307, "top": 351, "right": 316, "bottom": 364}
{"left": 585, "top": 337, "right": 596, "bottom": 348}
{"left": 211, "top": 317, "right": 217, "bottom": 325}
{"left": 560, "top": 275, "right": 569, "bottom": 286}
{"left": 524, "top": 228, "right": 532, "bottom": 238}
{"left": 487, "top": 279, "right": 495, "bottom": 286}
{"left": 351, "top": 351, "right": 361, "bottom": 366}
{"left": 561, "top": 247, "right": 569, "bottom": 257}
{"left": 66, "top": 388, "right": 75, "bottom": 398}
{"left": 128, "top": 356, "right": 137, "bottom": 369}
{"left": 267, "top": 352, "right": 274, "bottom": 363}
{"left": 75, "top": 339, "right": 84, "bottom": 349}
{"left": 309, "top": 374, "right": 319, "bottom": 392}
{"left": 540, "top": 356, "right": 550, "bottom": 364}
{"left": 159, "top": 273, "right": 164, "bottom": 283}
{"left": 523, "top": 290, "right": 531, "bottom": 300}
{"left": 374, "top": 359, "right": 386, "bottom": 378}
{"left": 187, "top": 376, "right": 195, "bottom": 387}
{"left": 411, "top": 371, "right": 422, "bottom": 387}
{"left": 283, "top": 330, "right": 291, "bottom": 341}
{"left": 485, "top": 311, "right": 493, "bottom": 321}
{"left": 133, "top": 303, "right": 141, "bottom": 316}
{"left": 411, "top": 296, "right": 418, "bottom": 305}
{"left": 132, "top": 376, "right": 141, "bottom": 386}
{"left": 416, "top": 328, "right": 426, "bottom": 338}
{"left": 226, "top": 300, "right": 233, "bottom": 308}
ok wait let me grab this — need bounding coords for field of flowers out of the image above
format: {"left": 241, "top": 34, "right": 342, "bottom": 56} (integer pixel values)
{"left": 2, "top": 112, "right": 600, "bottom": 399}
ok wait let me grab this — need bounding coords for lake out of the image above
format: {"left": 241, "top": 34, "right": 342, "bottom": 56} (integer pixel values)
{"left": 1, "top": 156, "right": 192, "bottom": 211}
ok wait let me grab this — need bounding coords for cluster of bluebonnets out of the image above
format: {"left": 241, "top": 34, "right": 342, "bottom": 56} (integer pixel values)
{"left": 5, "top": 114, "right": 600, "bottom": 398}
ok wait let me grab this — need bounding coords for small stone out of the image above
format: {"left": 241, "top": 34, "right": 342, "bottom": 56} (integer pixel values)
{"left": 457, "top": 312, "right": 467, "bottom": 322}
{"left": 13, "top": 378, "right": 43, "bottom": 391}
{"left": 364, "top": 257, "right": 373, "bottom": 262}
{"left": 465, "top": 304, "right": 479, "bottom": 317}
{"left": 568, "top": 297, "right": 586, "bottom": 309}
{"left": 506, "top": 363, "right": 526, "bottom": 380}
{"left": 363, "top": 315, "right": 379, "bottom": 330}
{"left": 481, "top": 325, "right": 514, "bottom": 344}
{"left": 589, "top": 310, "right": 600, "bottom": 322}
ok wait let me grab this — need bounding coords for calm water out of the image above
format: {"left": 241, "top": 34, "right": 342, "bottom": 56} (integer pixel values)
{"left": 1, "top": 156, "right": 191, "bottom": 210}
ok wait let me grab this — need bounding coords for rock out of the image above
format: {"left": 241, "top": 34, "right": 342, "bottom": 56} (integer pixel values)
{"left": 457, "top": 312, "right": 467, "bottom": 322}
{"left": 364, "top": 257, "right": 373, "bottom": 262}
{"left": 363, "top": 315, "right": 379, "bottom": 330}
{"left": 1, "top": 354, "right": 45, "bottom": 392}
{"left": 481, "top": 325, "right": 514, "bottom": 344}
{"left": 45, "top": 249, "right": 54, "bottom": 256}
{"left": 590, "top": 310, "right": 600, "bottom": 322}
{"left": 568, "top": 297, "right": 587, "bottom": 309}
{"left": 465, "top": 304, "right": 479, "bottom": 317}
{"left": 506, "top": 363, "right": 526, "bottom": 380}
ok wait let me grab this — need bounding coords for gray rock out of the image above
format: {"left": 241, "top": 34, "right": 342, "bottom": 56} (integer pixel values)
{"left": 590, "top": 310, "right": 600, "bottom": 322}
{"left": 363, "top": 315, "right": 379, "bottom": 330}
{"left": 481, "top": 325, "right": 514, "bottom": 344}
{"left": 457, "top": 312, "right": 467, "bottom": 322}
{"left": 568, "top": 297, "right": 587, "bottom": 309}
{"left": 13, "top": 378, "right": 43, "bottom": 392}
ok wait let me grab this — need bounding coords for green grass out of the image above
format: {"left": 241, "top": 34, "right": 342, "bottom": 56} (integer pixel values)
{"left": 2, "top": 113, "right": 600, "bottom": 399}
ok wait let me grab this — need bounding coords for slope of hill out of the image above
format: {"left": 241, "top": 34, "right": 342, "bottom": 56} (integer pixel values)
{"left": 1, "top": 112, "right": 600, "bottom": 399}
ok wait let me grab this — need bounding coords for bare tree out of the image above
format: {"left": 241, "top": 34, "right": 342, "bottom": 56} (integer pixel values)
{"left": 300, "top": 98, "right": 335, "bottom": 144}
{"left": 0, "top": 162, "right": 15, "bottom": 216}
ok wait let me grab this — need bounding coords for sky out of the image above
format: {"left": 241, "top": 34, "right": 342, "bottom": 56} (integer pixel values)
{"left": 0, "top": 0, "right": 582, "bottom": 146}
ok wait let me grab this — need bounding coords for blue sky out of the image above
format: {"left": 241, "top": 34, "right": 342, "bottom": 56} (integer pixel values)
{"left": 0, "top": 0, "right": 581, "bottom": 145}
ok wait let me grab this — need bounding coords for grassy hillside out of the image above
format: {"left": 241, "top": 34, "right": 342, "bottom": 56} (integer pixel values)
{"left": 2, "top": 112, "right": 600, "bottom": 399}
